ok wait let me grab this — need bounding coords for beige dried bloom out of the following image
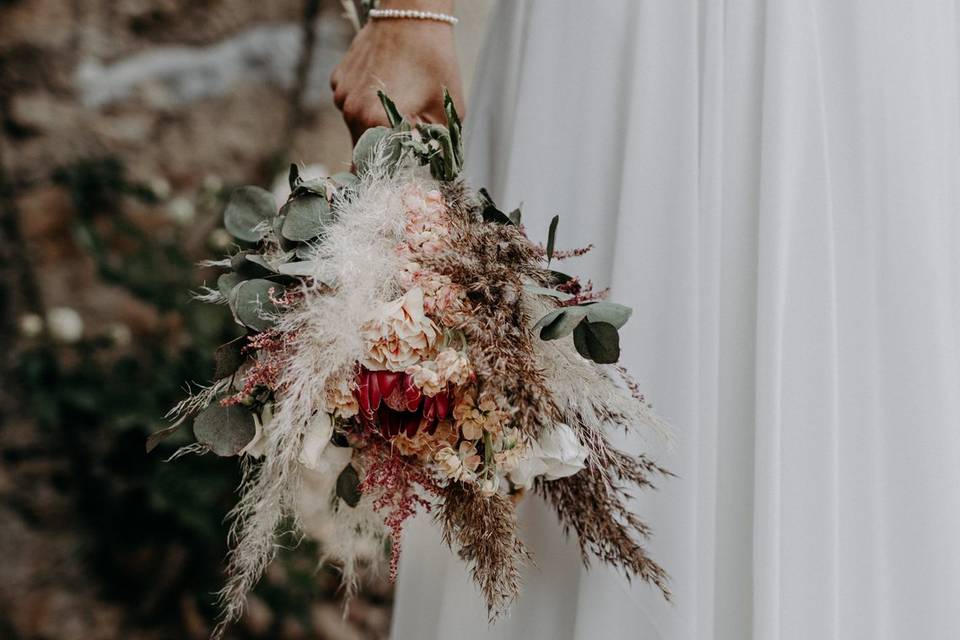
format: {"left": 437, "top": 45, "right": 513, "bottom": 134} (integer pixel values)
{"left": 324, "top": 374, "right": 359, "bottom": 418}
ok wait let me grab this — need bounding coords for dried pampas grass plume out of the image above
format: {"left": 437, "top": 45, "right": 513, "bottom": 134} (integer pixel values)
{"left": 212, "top": 151, "right": 437, "bottom": 638}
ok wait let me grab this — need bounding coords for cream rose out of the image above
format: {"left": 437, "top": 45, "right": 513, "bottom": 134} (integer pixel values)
{"left": 509, "top": 423, "right": 588, "bottom": 489}
{"left": 361, "top": 288, "right": 438, "bottom": 371}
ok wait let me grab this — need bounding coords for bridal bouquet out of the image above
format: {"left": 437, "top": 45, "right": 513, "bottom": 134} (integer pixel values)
{"left": 159, "top": 92, "right": 670, "bottom": 637}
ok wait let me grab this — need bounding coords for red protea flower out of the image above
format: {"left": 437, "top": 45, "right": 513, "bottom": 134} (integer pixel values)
{"left": 355, "top": 366, "right": 449, "bottom": 439}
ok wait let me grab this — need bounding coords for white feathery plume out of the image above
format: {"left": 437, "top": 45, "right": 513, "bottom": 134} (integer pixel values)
{"left": 212, "top": 149, "right": 436, "bottom": 638}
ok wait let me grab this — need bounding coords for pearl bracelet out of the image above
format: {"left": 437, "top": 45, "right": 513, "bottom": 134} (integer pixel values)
{"left": 368, "top": 8, "right": 459, "bottom": 25}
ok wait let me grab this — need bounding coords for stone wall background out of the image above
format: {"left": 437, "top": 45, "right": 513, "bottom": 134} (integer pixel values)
{"left": 0, "top": 1, "right": 491, "bottom": 638}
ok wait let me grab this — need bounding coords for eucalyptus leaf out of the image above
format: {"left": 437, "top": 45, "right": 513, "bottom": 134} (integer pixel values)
{"left": 508, "top": 208, "right": 522, "bottom": 226}
{"left": 584, "top": 301, "right": 633, "bottom": 329}
{"left": 280, "top": 195, "right": 331, "bottom": 241}
{"left": 524, "top": 284, "right": 573, "bottom": 301}
{"left": 336, "top": 464, "right": 361, "bottom": 507}
{"left": 231, "top": 251, "right": 273, "bottom": 278}
{"left": 277, "top": 260, "right": 317, "bottom": 277}
{"left": 295, "top": 243, "right": 315, "bottom": 260}
{"left": 353, "top": 126, "right": 392, "bottom": 175}
{"left": 146, "top": 419, "right": 184, "bottom": 453}
{"left": 548, "top": 269, "right": 574, "bottom": 285}
{"left": 377, "top": 90, "right": 404, "bottom": 128}
{"left": 478, "top": 187, "right": 515, "bottom": 226}
{"left": 244, "top": 254, "right": 278, "bottom": 272}
{"left": 224, "top": 186, "right": 276, "bottom": 242}
{"left": 233, "top": 278, "right": 283, "bottom": 331}
{"left": 536, "top": 306, "right": 589, "bottom": 340}
{"left": 329, "top": 172, "right": 359, "bottom": 192}
{"left": 443, "top": 88, "right": 464, "bottom": 171}
{"left": 573, "top": 320, "right": 621, "bottom": 364}
{"left": 214, "top": 340, "right": 246, "bottom": 380}
{"left": 288, "top": 164, "right": 300, "bottom": 191}
{"left": 217, "top": 272, "right": 242, "bottom": 298}
{"left": 292, "top": 177, "right": 326, "bottom": 198}
{"left": 193, "top": 402, "right": 256, "bottom": 457}
{"left": 546, "top": 215, "right": 559, "bottom": 263}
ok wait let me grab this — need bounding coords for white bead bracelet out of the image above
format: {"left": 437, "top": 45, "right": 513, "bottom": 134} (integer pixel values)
{"left": 368, "top": 8, "right": 459, "bottom": 25}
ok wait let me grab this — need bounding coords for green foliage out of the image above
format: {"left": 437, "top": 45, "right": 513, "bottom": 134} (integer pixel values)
{"left": 193, "top": 402, "right": 256, "bottom": 456}
{"left": 534, "top": 301, "right": 633, "bottom": 364}
{"left": 280, "top": 193, "right": 332, "bottom": 241}
{"left": 546, "top": 215, "right": 559, "bottom": 264}
{"left": 572, "top": 320, "right": 620, "bottom": 364}
{"left": 231, "top": 278, "right": 283, "bottom": 331}
{"left": 352, "top": 126, "right": 395, "bottom": 176}
{"left": 224, "top": 185, "right": 276, "bottom": 242}
{"left": 335, "top": 463, "right": 361, "bottom": 507}
{"left": 354, "top": 89, "right": 466, "bottom": 181}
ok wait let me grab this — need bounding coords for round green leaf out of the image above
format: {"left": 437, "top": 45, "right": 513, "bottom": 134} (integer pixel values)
{"left": 293, "top": 177, "right": 326, "bottom": 198}
{"left": 352, "top": 126, "right": 391, "bottom": 176}
{"left": 583, "top": 302, "right": 633, "bottom": 329}
{"left": 217, "top": 272, "right": 242, "bottom": 299}
{"left": 336, "top": 463, "right": 361, "bottom": 507}
{"left": 536, "top": 306, "right": 589, "bottom": 340}
{"left": 277, "top": 260, "right": 317, "bottom": 277}
{"left": 233, "top": 278, "right": 283, "bottom": 331}
{"left": 329, "top": 172, "right": 359, "bottom": 190}
{"left": 295, "top": 243, "right": 315, "bottom": 260}
{"left": 280, "top": 195, "right": 332, "bottom": 242}
{"left": 224, "top": 186, "right": 276, "bottom": 242}
{"left": 573, "top": 320, "right": 621, "bottom": 364}
{"left": 193, "top": 402, "right": 256, "bottom": 457}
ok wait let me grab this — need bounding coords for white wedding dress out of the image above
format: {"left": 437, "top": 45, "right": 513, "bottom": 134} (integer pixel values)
{"left": 391, "top": 1, "right": 960, "bottom": 639}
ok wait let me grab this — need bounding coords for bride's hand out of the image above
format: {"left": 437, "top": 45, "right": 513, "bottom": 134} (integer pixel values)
{"left": 330, "top": 15, "right": 465, "bottom": 144}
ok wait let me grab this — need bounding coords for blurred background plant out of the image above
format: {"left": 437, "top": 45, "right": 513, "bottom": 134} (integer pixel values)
{"left": 0, "top": 1, "right": 491, "bottom": 637}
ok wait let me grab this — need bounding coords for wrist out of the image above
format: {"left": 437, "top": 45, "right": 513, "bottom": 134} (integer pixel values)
{"left": 366, "top": 14, "right": 457, "bottom": 43}
{"left": 377, "top": 0, "right": 454, "bottom": 12}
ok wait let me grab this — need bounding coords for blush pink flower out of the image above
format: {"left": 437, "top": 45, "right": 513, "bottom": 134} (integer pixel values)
{"left": 398, "top": 262, "right": 466, "bottom": 323}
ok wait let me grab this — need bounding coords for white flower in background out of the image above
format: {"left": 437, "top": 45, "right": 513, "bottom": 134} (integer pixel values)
{"left": 168, "top": 196, "right": 196, "bottom": 225}
{"left": 202, "top": 174, "right": 224, "bottom": 194}
{"left": 208, "top": 228, "right": 234, "bottom": 252}
{"left": 18, "top": 313, "right": 43, "bottom": 338}
{"left": 361, "top": 288, "right": 438, "bottom": 371}
{"left": 148, "top": 176, "right": 171, "bottom": 200}
{"left": 509, "top": 423, "right": 588, "bottom": 489}
{"left": 47, "top": 306, "right": 84, "bottom": 344}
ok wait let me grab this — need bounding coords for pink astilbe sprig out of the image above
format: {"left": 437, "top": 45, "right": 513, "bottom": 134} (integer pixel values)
{"left": 557, "top": 276, "right": 610, "bottom": 306}
{"left": 222, "top": 329, "right": 295, "bottom": 405}
{"left": 357, "top": 441, "right": 442, "bottom": 581}
{"left": 533, "top": 243, "right": 595, "bottom": 261}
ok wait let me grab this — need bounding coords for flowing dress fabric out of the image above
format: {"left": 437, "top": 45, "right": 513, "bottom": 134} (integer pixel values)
{"left": 391, "top": 1, "right": 960, "bottom": 639}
